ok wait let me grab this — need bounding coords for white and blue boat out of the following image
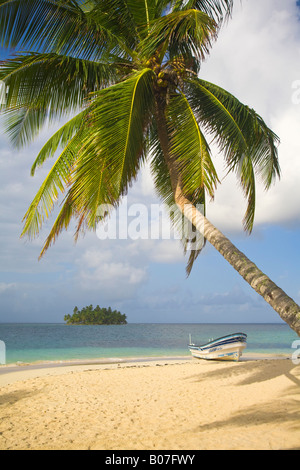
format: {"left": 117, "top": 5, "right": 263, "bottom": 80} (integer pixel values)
{"left": 188, "top": 332, "right": 247, "bottom": 362}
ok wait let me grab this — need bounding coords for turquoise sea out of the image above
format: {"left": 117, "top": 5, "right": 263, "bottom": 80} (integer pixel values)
{"left": 0, "top": 323, "right": 298, "bottom": 365}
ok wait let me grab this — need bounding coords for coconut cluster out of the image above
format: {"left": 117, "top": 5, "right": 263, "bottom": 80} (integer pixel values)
{"left": 145, "top": 54, "right": 189, "bottom": 92}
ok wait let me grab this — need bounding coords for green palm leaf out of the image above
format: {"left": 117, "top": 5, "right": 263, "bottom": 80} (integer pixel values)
{"left": 150, "top": 116, "right": 207, "bottom": 276}
{"left": 139, "top": 9, "right": 217, "bottom": 61}
{"left": 85, "top": 0, "right": 139, "bottom": 51}
{"left": 167, "top": 91, "right": 218, "bottom": 274}
{"left": 174, "top": 0, "right": 233, "bottom": 24}
{"left": 0, "top": 0, "right": 126, "bottom": 59}
{"left": 239, "top": 154, "right": 256, "bottom": 233}
{"left": 25, "top": 67, "right": 156, "bottom": 255}
{"left": 186, "top": 77, "right": 280, "bottom": 231}
{"left": 126, "top": 0, "right": 157, "bottom": 34}
{"left": 187, "top": 78, "right": 280, "bottom": 181}
{"left": 21, "top": 105, "right": 91, "bottom": 239}
{"left": 21, "top": 121, "right": 87, "bottom": 239}
{"left": 0, "top": 52, "right": 120, "bottom": 145}
{"left": 167, "top": 91, "right": 219, "bottom": 202}
{"left": 2, "top": 106, "right": 48, "bottom": 148}
{"left": 30, "top": 108, "right": 89, "bottom": 174}
{"left": 80, "top": 68, "right": 156, "bottom": 202}
{"left": 37, "top": 191, "right": 76, "bottom": 259}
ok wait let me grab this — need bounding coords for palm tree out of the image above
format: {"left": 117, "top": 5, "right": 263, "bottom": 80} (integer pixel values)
{"left": 0, "top": 0, "right": 299, "bottom": 335}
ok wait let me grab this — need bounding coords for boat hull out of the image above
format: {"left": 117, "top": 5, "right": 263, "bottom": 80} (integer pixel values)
{"left": 189, "top": 341, "right": 246, "bottom": 361}
{"left": 188, "top": 333, "right": 247, "bottom": 362}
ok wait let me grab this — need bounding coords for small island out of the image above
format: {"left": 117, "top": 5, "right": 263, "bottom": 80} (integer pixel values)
{"left": 64, "top": 305, "right": 127, "bottom": 325}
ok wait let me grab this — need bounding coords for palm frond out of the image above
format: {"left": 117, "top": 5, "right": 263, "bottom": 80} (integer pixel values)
{"left": 21, "top": 123, "right": 86, "bottom": 239}
{"left": 2, "top": 106, "right": 48, "bottom": 148}
{"left": 150, "top": 121, "right": 175, "bottom": 209}
{"left": 187, "top": 78, "right": 249, "bottom": 157}
{"left": 31, "top": 108, "right": 89, "bottom": 174}
{"left": 64, "top": 139, "right": 121, "bottom": 231}
{"left": 0, "top": 0, "right": 125, "bottom": 59}
{"left": 1, "top": 52, "right": 119, "bottom": 110}
{"left": 84, "top": 0, "right": 140, "bottom": 50}
{"left": 139, "top": 9, "right": 217, "bottom": 62}
{"left": 126, "top": 0, "right": 156, "bottom": 34}
{"left": 239, "top": 154, "right": 256, "bottom": 232}
{"left": 242, "top": 110, "right": 281, "bottom": 190}
{"left": 38, "top": 192, "right": 75, "bottom": 259}
{"left": 167, "top": 91, "right": 219, "bottom": 202}
{"left": 24, "top": 68, "right": 156, "bottom": 251}
{"left": 36, "top": 147, "right": 118, "bottom": 257}
{"left": 174, "top": 0, "right": 233, "bottom": 24}
{"left": 186, "top": 77, "right": 280, "bottom": 231}
{"left": 167, "top": 92, "right": 215, "bottom": 274}
{"left": 0, "top": 52, "right": 119, "bottom": 145}
{"left": 81, "top": 68, "right": 156, "bottom": 203}
{"left": 150, "top": 119, "right": 206, "bottom": 276}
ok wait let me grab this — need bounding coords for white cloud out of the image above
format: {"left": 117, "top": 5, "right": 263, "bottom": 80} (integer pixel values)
{"left": 255, "top": 108, "right": 300, "bottom": 225}
{"left": 150, "top": 240, "right": 184, "bottom": 263}
{"left": 75, "top": 246, "right": 148, "bottom": 296}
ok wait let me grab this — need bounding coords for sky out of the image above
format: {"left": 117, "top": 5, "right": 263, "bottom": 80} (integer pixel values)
{"left": 0, "top": 0, "right": 300, "bottom": 324}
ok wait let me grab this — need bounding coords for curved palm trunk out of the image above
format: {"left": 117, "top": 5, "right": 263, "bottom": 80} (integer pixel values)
{"left": 155, "top": 99, "right": 300, "bottom": 336}
{"left": 177, "top": 197, "right": 300, "bottom": 336}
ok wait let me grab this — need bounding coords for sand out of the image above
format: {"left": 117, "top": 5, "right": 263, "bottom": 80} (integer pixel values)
{"left": 0, "top": 357, "right": 299, "bottom": 450}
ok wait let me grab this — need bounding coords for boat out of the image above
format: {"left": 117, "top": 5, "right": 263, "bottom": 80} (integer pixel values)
{"left": 188, "top": 332, "right": 247, "bottom": 362}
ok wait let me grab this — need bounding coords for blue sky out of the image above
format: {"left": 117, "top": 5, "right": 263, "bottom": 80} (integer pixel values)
{"left": 0, "top": 0, "right": 300, "bottom": 324}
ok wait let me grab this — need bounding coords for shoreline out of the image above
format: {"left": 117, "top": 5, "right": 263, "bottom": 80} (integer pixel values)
{"left": 0, "top": 351, "right": 291, "bottom": 369}
{"left": 0, "top": 353, "right": 291, "bottom": 387}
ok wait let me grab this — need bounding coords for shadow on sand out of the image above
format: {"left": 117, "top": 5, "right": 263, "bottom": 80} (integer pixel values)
{"left": 187, "top": 359, "right": 300, "bottom": 443}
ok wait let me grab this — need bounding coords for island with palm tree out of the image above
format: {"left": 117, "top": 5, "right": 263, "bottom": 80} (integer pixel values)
{"left": 64, "top": 305, "right": 127, "bottom": 325}
{"left": 0, "top": 0, "right": 299, "bottom": 335}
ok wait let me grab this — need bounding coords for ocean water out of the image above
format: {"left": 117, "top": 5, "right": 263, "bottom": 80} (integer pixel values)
{"left": 0, "top": 323, "right": 298, "bottom": 365}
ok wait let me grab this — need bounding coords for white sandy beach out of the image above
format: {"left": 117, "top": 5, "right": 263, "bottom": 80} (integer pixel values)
{"left": 0, "top": 357, "right": 299, "bottom": 450}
